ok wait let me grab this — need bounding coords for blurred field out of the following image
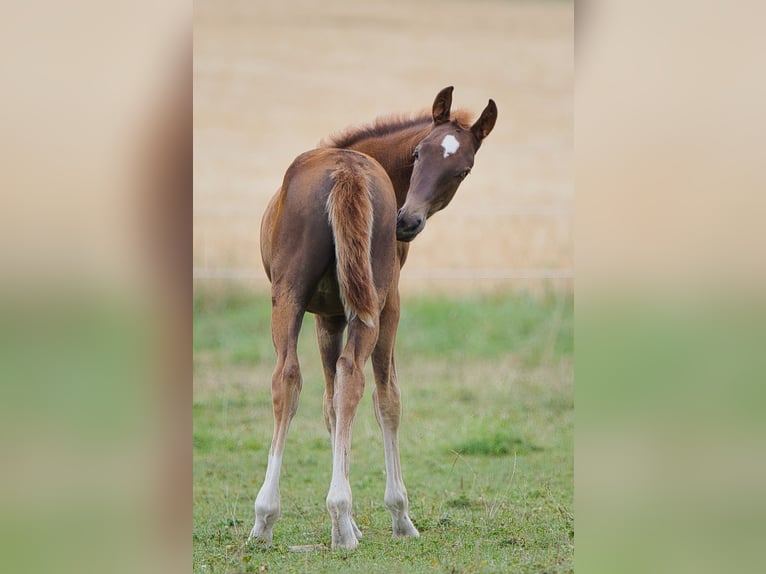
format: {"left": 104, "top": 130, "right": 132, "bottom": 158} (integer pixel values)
{"left": 194, "top": 0, "right": 573, "bottom": 294}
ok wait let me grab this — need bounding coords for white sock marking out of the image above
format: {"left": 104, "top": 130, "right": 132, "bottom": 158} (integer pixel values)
{"left": 256, "top": 454, "right": 282, "bottom": 510}
{"left": 440, "top": 134, "right": 460, "bottom": 158}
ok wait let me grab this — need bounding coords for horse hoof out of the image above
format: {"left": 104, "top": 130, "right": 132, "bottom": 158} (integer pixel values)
{"left": 332, "top": 536, "right": 360, "bottom": 551}
{"left": 393, "top": 516, "right": 420, "bottom": 539}
{"left": 331, "top": 515, "right": 361, "bottom": 550}
{"left": 248, "top": 520, "right": 274, "bottom": 545}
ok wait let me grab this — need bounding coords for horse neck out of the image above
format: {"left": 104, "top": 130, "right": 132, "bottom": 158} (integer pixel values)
{"left": 345, "top": 125, "right": 429, "bottom": 209}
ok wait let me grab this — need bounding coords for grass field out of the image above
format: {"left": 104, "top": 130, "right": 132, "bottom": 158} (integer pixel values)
{"left": 193, "top": 287, "right": 573, "bottom": 573}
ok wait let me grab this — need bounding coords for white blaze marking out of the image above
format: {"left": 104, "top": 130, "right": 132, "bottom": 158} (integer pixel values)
{"left": 440, "top": 134, "right": 460, "bottom": 158}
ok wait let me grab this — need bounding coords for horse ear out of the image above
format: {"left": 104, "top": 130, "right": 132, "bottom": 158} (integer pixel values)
{"left": 432, "top": 86, "right": 454, "bottom": 125}
{"left": 471, "top": 99, "right": 497, "bottom": 143}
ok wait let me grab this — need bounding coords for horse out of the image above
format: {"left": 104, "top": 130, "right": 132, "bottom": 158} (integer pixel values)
{"left": 248, "top": 86, "right": 497, "bottom": 550}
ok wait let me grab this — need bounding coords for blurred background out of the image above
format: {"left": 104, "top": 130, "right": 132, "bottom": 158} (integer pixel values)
{"left": 193, "top": 0, "right": 573, "bottom": 295}
{"left": 577, "top": 2, "right": 766, "bottom": 573}
{"left": 0, "top": 2, "right": 190, "bottom": 574}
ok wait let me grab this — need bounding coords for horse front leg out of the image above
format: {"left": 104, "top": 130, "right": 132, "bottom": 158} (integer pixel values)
{"left": 371, "top": 291, "right": 420, "bottom": 539}
{"left": 326, "top": 318, "right": 377, "bottom": 549}
{"left": 249, "top": 296, "right": 305, "bottom": 545}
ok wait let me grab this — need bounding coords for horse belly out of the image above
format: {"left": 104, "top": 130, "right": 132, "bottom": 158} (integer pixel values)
{"left": 306, "top": 268, "right": 345, "bottom": 317}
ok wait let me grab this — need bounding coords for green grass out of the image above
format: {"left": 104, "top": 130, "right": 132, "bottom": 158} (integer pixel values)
{"left": 194, "top": 287, "right": 573, "bottom": 573}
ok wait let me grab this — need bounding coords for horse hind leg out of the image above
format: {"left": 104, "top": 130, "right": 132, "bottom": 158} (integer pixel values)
{"left": 315, "top": 315, "right": 364, "bottom": 543}
{"left": 372, "top": 362, "right": 420, "bottom": 539}
{"left": 326, "top": 318, "right": 378, "bottom": 549}
{"left": 371, "top": 292, "right": 419, "bottom": 540}
{"left": 249, "top": 295, "right": 305, "bottom": 545}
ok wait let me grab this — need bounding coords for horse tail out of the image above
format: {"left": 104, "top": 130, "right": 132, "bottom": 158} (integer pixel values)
{"left": 326, "top": 161, "right": 377, "bottom": 328}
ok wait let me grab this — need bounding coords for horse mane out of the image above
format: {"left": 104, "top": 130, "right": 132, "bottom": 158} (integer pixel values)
{"left": 320, "top": 108, "right": 474, "bottom": 149}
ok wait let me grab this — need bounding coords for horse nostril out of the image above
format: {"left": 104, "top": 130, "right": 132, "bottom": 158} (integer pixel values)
{"left": 396, "top": 216, "right": 422, "bottom": 233}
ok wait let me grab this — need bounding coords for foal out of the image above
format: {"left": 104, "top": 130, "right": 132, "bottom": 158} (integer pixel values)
{"left": 249, "top": 87, "right": 497, "bottom": 549}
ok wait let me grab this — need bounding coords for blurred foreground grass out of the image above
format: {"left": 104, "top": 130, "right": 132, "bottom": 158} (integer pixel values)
{"left": 577, "top": 295, "right": 766, "bottom": 574}
{"left": 0, "top": 293, "right": 161, "bottom": 574}
{"left": 193, "top": 287, "right": 573, "bottom": 573}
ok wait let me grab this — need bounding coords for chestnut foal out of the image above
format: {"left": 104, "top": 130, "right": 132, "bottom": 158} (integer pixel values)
{"left": 249, "top": 87, "right": 497, "bottom": 549}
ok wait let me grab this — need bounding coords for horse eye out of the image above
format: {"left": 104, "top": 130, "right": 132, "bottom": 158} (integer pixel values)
{"left": 457, "top": 169, "right": 471, "bottom": 180}
{"left": 413, "top": 148, "right": 420, "bottom": 161}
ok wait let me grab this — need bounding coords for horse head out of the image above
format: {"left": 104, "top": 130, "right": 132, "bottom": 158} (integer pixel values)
{"left": 396, "top": 86, "right": 497, "bottom": 242}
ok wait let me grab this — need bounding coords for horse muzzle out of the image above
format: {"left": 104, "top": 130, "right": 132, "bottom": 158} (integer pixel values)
{"left": 396, "top": 211, "right": 425, "bottom": 242}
